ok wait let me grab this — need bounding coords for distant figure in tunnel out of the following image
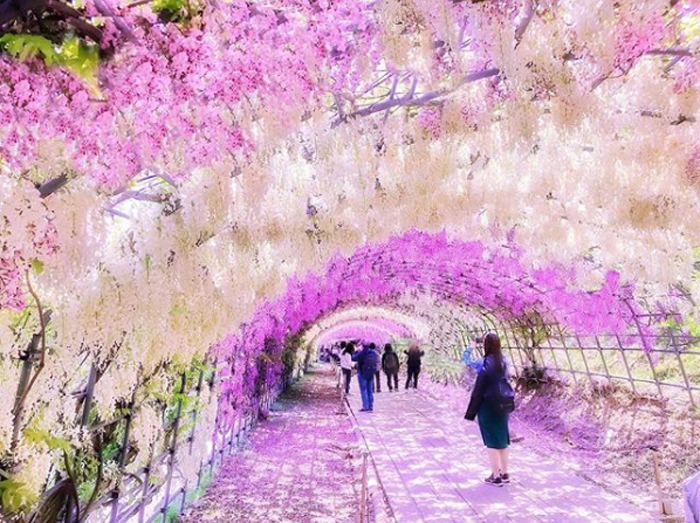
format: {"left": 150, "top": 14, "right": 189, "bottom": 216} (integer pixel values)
{"left": 372, "top": 343, "right": 382, "bottom": 392}
{"left": 340, "top": 342, "right": 355, "bottom": 395}
{"left": 352, "top": 342, "right": 380, "bottom": 412}
{"left": 404, "top": 342, "right": 424, "bottom": 389}
{"left": 382, "top": 344, "right": 400, "bottom": 391}
{"left": 464, "top": 332, "right": 515, "bottom": 487}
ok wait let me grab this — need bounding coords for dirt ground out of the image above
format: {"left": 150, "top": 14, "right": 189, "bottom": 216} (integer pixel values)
{"left": 181, "top": 367, "right": 364, "bottom": 523}
{"left": 511, "top": 376, "right": 698, "bottom": 507}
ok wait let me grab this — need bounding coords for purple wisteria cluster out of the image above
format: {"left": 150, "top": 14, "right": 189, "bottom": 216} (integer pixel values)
{"left": 214, "top": 230, "right": 665, "bottom": 417}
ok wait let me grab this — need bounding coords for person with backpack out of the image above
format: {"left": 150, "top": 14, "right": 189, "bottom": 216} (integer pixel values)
{"left": 352, "top": 342, "right": 380, "bottom": 412}
{"left": 404, "top": 342, "right": 425, "bottom": 389}
{"left": 381, "top": 344, "right": 400, "bottom": 391}
{"left": 464, "top": 332, "right": 515, "bottom": 487}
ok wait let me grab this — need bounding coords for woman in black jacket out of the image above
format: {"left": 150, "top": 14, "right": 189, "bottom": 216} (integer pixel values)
{"left": 464, "top": 332, "right": 511, "bottom": 487}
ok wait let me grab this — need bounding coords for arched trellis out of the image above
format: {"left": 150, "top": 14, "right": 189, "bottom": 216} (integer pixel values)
{"left": 314, "top": 320, "right": 411, "bottom": 347}
{"left": 10, "top": 230, "right": 698, "bottom": 523}
{"left": 303, "top": 304, "right": 432, "bottom": 351}
{"left": 395, "top": 297, "right": 700, "bottom": 408}
{"left": 216, "top": 230, "right": 697, "bottom": 412}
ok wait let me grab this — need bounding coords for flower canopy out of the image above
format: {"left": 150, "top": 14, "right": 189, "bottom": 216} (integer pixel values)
{"left": 0, "top": 1, "right": 698, "bottom": 514}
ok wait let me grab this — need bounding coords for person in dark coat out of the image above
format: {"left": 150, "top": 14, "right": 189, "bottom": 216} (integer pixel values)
{"left": 352, "top": 342, "right": 380, "bottom": 412}
{"left": 381, "top": 343, "right": 400, "bottom": 391}
{"left": 464, "top": 332, "right": 511, "bottom": 487}
{"left": 371, "top": 343, "right": 382, "bottom": 392}
{"left": 404, "top": 342, "right": 424, "bottom": 389}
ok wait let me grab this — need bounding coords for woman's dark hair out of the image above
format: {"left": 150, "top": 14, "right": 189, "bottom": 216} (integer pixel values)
{"left": 345, "top": 341, "right": 355, "bottom": 354}
{"left": 483, "top": 332, "right": 504, "bottom": 372}
{"left": 369, "top": 342, "right": 376, "bottom": 350}
{"left": 384, "top": 343, "right": 392, "bottom": 351}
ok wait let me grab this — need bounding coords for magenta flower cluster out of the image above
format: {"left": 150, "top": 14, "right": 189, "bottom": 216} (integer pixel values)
{"left": 214, "top": 231, "right": 663, "bottom": 415}
{"left": 0, "top": 0, "right": 377, "bottom": 189}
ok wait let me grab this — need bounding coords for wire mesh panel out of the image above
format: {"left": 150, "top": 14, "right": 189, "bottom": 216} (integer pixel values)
{"left": 497, "top": 327, "right": 700, "bottom": 407}
{"left": 16, "top": 355, "right": 286, "bottom": 523}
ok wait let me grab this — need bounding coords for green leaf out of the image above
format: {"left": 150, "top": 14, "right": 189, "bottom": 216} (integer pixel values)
{"left": 0, "top": 475, "right": 37, "bottom": 512}
{"left": 24, "top": 426, "right": 71, "bottom": 452}
{"left": 57, "top": 36, "right": 99, "bottom": 82}
{"left": 30, "top": 258, "right": 45, "bottom": 275}
{"left": 0, "top": 35, "right": 60, "bottom": 65}
{"left": 153, "top": 0, "right": 187, "bottom": 20}
{"left": 170, "top": 302, "right": 186, "bottom": 316}
{"left": 0, "top": 34, "right": 100, "bottom": 87}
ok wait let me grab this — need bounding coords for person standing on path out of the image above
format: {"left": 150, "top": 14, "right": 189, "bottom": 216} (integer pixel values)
{"left": 404, "top": 342, "right": 424, "bottom": 389}
{"left": 352, "top": 342, "right": 380, "bottom": 412}
{"left": 340, "top": 342, "right": 355, "bottom": 395}
{"left": 331, "top": 343, "right": 342, "bottom": 388}
{"left": 464, "top": 332, "right": 514, "bottom": 487}
{"left": 382, "top": 343, "right": 400, "bottom": 391}
{"left": 371, "top": 342, "right": 382, "bottom": 392}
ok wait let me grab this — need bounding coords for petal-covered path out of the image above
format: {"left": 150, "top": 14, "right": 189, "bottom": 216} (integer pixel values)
{"left": 181, "top": 367, "right": 360, "bottom": 523}
{"left": 347, "top": 378, "right": 657, "bottom": 523}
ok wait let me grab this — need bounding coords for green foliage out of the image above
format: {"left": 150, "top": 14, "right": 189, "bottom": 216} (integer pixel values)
{"left": 165, "top": 504, "right": 181, "bottom": 523}
{"left": 30, "top": 258, "right": 45, "bottom": 275}
{"left": 152, "top": 0, "right": 191, "bottom": 22}
{"left": 0, "top": 35, "right": 56, "bottom": 63}
{"left": 54, "top": 37, "right": 99, "bottom": 79}
{"left": 76, "top": 471, "right": 99, "bottom": 502}
{"left": 153, "top": 0, "right": 185, "bottom": 14}
{"left": 8, "top": 306, "right": 32, "bottom": 338}
{"left": 23, "top": 426, "right": 71, "bottom": 453}
{"left": 0, "top": 35, "right": 99, "bottom": 81}
{"left": 100, "top": 437, "right": 122, "bottom": 463}
{"left": 0, "top": 469, "right": 38, "bottom": 514}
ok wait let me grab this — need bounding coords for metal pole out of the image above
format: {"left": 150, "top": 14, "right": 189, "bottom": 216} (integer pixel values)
{"left": 161, "top": 373, "right": 186, "bottom": 517}
{"left": 594, "top": 336, "right": 613, "bottom": 386}
{"left": 615, "top": 334, "right": 637, "bottom": 394}
{"left": 138, "top": 465, "right": 150, "bottom": 523}
{"left": 11, "top": 333, "right": 41, "bottom": 452}
{"left": 188, "top": 366, "right": 206, "bottom": 453}
{"left": 81, "top": 364, "right": 98, "bottom": 426}
{"left": 670, "top": 329, "right": 696, "bottom": 408}
{"left": 556, "top": 326, "right": 579, "bottom": 386}
{"left": 575, "top": 335, "right": 596, "bottom": 390}
{"left": 109, "top": 403, "right": 134, "bottom": 523}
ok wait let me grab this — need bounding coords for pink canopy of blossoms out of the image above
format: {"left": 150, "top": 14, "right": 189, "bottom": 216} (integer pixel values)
{"left": 2, "top": 0, "right": 698, "bottom": 189}
{"left": 316, "top": 318, "right": 415, "bottom": 347}
{"left": 0, "top": 0, "right": 376, "bottom": 189}
{"left": 214, "top": 230, "right": 666, "bottom": 414}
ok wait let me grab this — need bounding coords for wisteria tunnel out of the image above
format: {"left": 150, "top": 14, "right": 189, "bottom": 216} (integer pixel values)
{"left": 1, "top": 0, "right": 699, "bottom": 522}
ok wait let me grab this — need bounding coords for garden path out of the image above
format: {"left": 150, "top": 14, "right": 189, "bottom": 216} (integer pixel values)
{"left": 347, "top": 378, "right": 657, "bottom": 523}
{"left": 181, "top": 367, "right": 360, "bottom": 523}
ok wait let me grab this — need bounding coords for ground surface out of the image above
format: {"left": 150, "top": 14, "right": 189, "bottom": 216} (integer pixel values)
{"left": 181, "top": 366, "right": 662, "bottom": 523}
{"left": 348, "top": 375, "right": 658, "bottom": 523}
{"left": 422, "top": 370, "right": 691, "bottom": 511}
{"left": 180, "top": 367, "right": 361, "bottom": 523}
{"left": 511, "top": 378, "right": 697, "bottom": 502}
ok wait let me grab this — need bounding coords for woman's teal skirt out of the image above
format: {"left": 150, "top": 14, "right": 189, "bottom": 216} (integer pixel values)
{"left": 477, "top": 403, "right": 510, "bottom": 449}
